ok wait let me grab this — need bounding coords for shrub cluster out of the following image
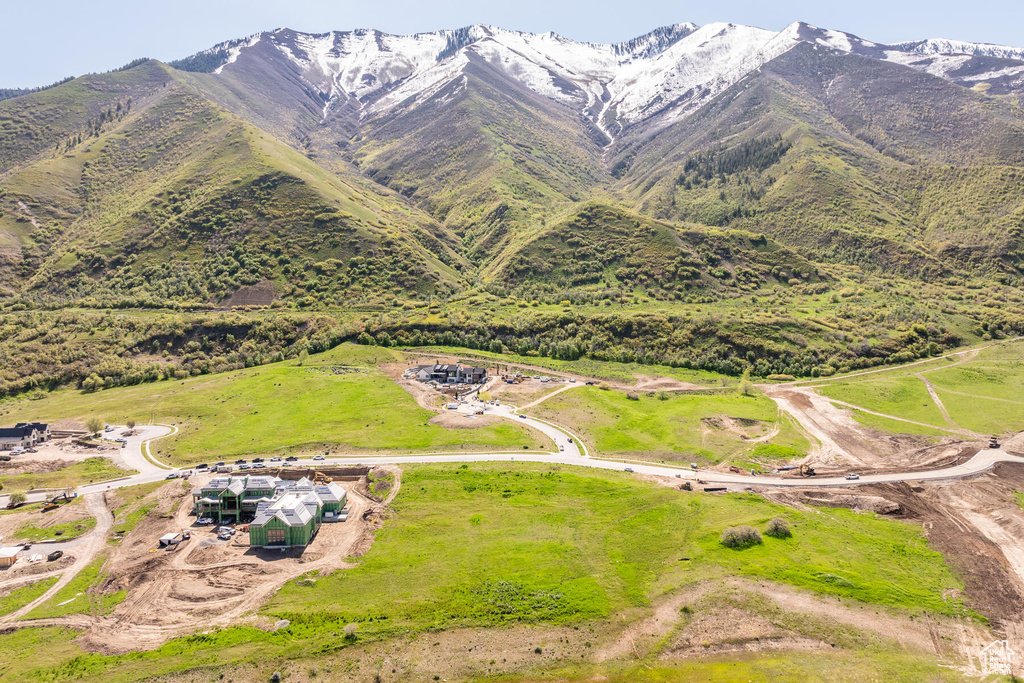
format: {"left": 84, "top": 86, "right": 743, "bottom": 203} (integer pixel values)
{"left": 720, "top": 526, "right": 762, "bottom": 548}
{"left": 765, "top": 517, "right": 792, "bottom": 539}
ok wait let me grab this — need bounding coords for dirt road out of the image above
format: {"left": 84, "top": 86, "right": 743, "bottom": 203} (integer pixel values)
{"left": 0, "top": 492, "right": 113, "bottom": 623}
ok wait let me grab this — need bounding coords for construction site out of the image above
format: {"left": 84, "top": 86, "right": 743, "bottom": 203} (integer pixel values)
{"left": 0, "top": 464, "right": 399, "bottom": 652}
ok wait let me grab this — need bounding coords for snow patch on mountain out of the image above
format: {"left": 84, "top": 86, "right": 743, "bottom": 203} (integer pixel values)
{"left": 192, "top": 21, "right": 1024, "bottom": 137}
{"left": 891, "top": 38, "right": 1024, "bottom": 62}
{"left": 213, "top": 34, "right": 264, "bottom": 75}
{"left": 883, "top": 51, "right": 973, "bottom": 78}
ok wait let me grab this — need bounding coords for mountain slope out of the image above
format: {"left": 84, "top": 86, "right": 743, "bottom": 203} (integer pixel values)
{"left": 0, "top": 64, "right": 469, "bottom": 304}
{"left": 608, "top": 42, "right": 1024, "bottom": 278}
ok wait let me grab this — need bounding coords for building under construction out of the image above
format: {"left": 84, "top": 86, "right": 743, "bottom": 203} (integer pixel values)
{"left": 193, "top": 475, "right": 347, "bottom": 548}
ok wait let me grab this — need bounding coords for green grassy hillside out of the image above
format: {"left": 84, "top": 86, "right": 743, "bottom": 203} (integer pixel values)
{"left": 0, "top": 343, "right": 545, "bottom": 463}
{"left": 0, "top": 63, "right": 469, "bottom": 305}
{"left": 348, "top": 57, "right": 607, "bottom": 263}
{"left": 612, "top": 44, "right": 1024, "bottom": 282}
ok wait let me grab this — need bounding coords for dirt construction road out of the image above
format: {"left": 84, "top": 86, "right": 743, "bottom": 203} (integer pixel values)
{"left": 0, "top": 492, "right": 113, "bottom": 623}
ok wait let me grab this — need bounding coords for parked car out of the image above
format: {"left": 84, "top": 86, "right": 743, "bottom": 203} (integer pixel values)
{"left": 214, "top": 461, "right": 225, "bottom": 467}
{"left": 234, "top": 459, "right": 247, "bottom": 465}
{"left": 104, "top": 425, "right": 114, "bottom": 432}
{"left": 26, "top": 447, "right": 38, "bottom": 453}
{"left": 253, "top": 457, "right": 264, "bottom": 463}
{"left": 10, "top": 447, "right": 24, "bottom": 455}
{"left": 165, "top": 472, "right": 180, "bottom": 479}
{"left": 845, "top": 473, "right": 860, "bottom": 480}
{"left": 559, "top": 445, "right": 564, "bottom": 451}
{"left": 197, "top": 517, "right": 214, "bottom": 525}
{"left": 238, "top": 464, "right": 251, "bottom": 470}
{"left": 624, "top": 467, "right": 634, "bottom": 473}
{"left": 196, "top": 463, "right": 209, "bottom": 470}
{"left": 285, "top": 456, "right": 298, "bottom": 462}
{"left": 313, "top": 454, "right": 325, "bottom": 461}
{"left": 519, "top": 414, "right": 527, "bottom": 419}
{"left": 270, "top": 456, "right": 282, "bottom": 462}
{"left": 252, "top": 463, "right": 266, "bottom": 468}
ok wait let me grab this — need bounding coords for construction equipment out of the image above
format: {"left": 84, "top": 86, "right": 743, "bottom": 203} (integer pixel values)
{"left": 680, "top": 481, "right": 693, "bottom": 491}
{"left": 799, "top": 464, "right": 817, "bottom": 477}
{"left": 41, "top": 503, "right": 60, "bottom": 513}
{"left": 728, "top": 466, "right": 743, "bottom": 474}
{"left": 312, "top": 471, "right": 333, "bottom": 485}
{"left": 48, "top": 491, "right": 74, "bottom": 505}
{"left": 989, "top": 436, "right": 1000, "bottom": 449}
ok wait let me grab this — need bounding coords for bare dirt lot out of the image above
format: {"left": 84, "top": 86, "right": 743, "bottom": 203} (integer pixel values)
{"left": 765, "top": 385, "right": 970, "bottom": 471}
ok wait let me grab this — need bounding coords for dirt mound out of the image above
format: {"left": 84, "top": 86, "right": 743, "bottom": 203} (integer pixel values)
{"left": 631, "top": 374, "right": 711, "bottom": 392}
{"left": 220, "top": 280, "right": 277, "bottom": 307}
{"left": 664, "top": 605, "right": 829, "bottom": 658}
{"left": 428, "top": 412, "right": 502, "bottom": 429}
{"left": 51, "top": 419, "right": 86, "bottom": 432}
{"left": 0, "top": 459, "right": 75, "bottom": 476}
{"left": 773, "top": 490, "right": 902, "bottom": 514}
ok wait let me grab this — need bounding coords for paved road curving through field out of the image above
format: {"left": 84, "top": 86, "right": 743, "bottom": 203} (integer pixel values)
{"left": 2, "top": 416, "right": 1024, "bottom": 512}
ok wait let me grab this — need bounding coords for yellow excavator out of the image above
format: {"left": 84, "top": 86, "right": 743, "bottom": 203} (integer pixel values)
{"left": 313, "top": 471, "right": 333, "bottom": 485}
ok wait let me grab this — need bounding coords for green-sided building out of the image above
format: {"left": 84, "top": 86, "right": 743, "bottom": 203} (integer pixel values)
{"left": 193, "top": 475, "right": 347, "bottom": 548}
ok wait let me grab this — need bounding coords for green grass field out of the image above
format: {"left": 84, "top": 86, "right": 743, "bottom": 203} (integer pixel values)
{"left": 266, "top": 464, "right": 966, "bottom": 628}
{"left": 15, "top": 512, "right": 96, "bottom": 543}
{"left": 0, "top": 463, "right": 972, "bottom": 681}
{"left": 0, "top": 457, "right": 134, "bottom": 494}
{"left": 816, "top": 377, "right": 948, "bottom": 427}
{"left": 25, "top": 555, "right": 125, "bottom": 620}
{"left": 850, "top": 410, "right": 949, "bottom": 437}
{"left": 808, "top": 340, "right": 1024, "bottom": 435}
{"left": 532, "top": 386, "right": 808, "bottom": 464}
{"left": 0, "top": 344, "right": 546, "bottom": 464}
{"left": 0, "top": 577, "right": 58, "bottom": 617}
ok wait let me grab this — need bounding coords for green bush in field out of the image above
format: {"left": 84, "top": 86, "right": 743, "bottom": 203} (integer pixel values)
{"left": 721, "top": 525, "right": 763, "bottom": 548}
{"left": 765, "top": 517, "right": 792, "bottom": 539}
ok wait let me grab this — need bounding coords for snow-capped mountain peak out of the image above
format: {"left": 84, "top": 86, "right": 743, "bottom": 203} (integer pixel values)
{"left": 172, "top": 22, "right": 1024, "bottom": 139}
{"left": 891, "top": 38, "right": 1024, "bottom": 62}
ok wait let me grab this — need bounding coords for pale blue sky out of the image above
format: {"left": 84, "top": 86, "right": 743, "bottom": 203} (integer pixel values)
{"left": 4, "top": 0, "right": 1021, "bottom": 87}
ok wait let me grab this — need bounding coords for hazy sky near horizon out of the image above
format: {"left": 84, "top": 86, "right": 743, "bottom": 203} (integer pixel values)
{"left": 3, "top": 0, "right": 1022, "bottom": 87}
